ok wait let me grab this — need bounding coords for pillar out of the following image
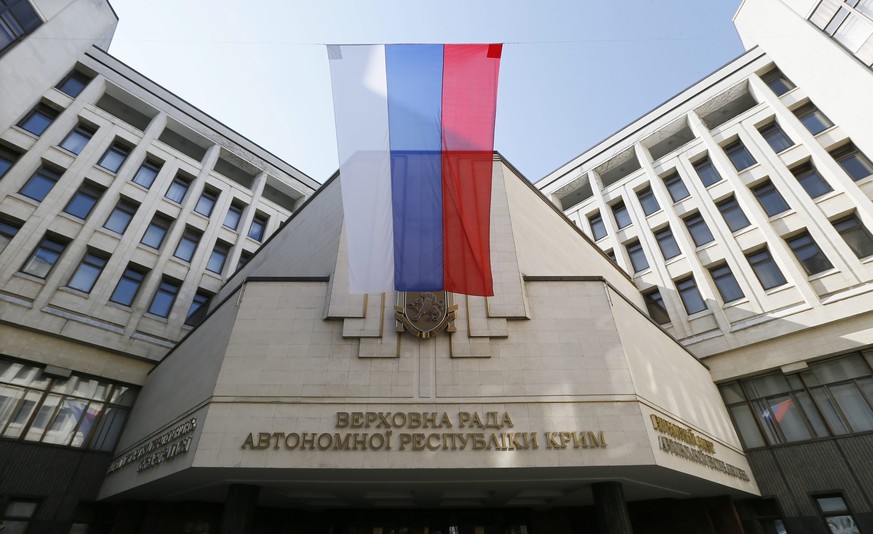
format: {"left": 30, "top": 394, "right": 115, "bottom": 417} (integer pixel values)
{"left": 219, "top": 484, "right": 260, "bottom": 534}
{"left": 592, "top": 482, "right": 634, "bottom": 534}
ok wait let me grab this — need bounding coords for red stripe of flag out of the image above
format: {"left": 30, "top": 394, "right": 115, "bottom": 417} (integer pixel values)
{"left": 441, "top": 44, "right": 501, "bottom": 296}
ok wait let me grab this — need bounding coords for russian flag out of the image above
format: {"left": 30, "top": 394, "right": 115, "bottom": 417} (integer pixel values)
{"left": 327, "top": 44, "right": 502, "bottom": 296}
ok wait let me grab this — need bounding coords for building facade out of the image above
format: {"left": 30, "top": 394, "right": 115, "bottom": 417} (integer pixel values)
{"left": 539, "top": 1, "right": 873, "bottom": 532}
{"left": 0, "top": 0, "right": 317, "bottom": 531}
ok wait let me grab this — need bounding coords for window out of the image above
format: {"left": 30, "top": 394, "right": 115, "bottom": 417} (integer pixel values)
{"left": 0, "top": 0, "right": 42, "bottom": 53}
{"left": 815, "top": 495, "right": 861, "bottom": 534}
{"left": 643, "top": 289, "right": 670, "bottom": 324}
{"left": 224, "top": 202, "right": 244, "bottom": 230}
{"left": 786, "top": 231, "right": 833, "bottom": 275}
{"left": 109, "top": 264, "right": 147, "bottom": 306}
{"left": 684, "top": 212, "right": 714, "bottom": 247}
{"left": 140, "top": 214, "right": 172, "bottom": 249}
{"left": 1, "top": 499, "right": 39, "bottom": 534}
{"left": 132, "top": 159, "right": 161, "bottom": 189}
{"left": 758, "top": 122, "right": 794, "bottom": 153}
{"left": 626, "top": 240, "right": 649, "bottom": 273}
{"left": 0, "top": 218, "right": 22, "bottom": 254}
{"left": 637, "top": 186, "right": 660, "bottom": 216}
{"left": 830, "top": 143, "right": 873, "bottom": 181}
{"left": 794, "top": 102, "right": 833, "bottom": 135}
{"left": 194, "top": 189, "right": 218, "bottom": 217}
{"left": 611, "top": 202, "right": 631, "bottom": 229}
{"left": 717, "top": 196, "right": 751, "bottom": 232}
{"left": 588, "top": 212, "right": 607, "bottom": 241}
{"left": 746, "top": 248, "right": 787, "bottom": 290}
{"left": 148, "top": 278, "right": 180, "bottom": 318}
{"left": 0, "top": 356, "right": 137, "bottom": 450}
{"left": 761, "top": 68, "right": 795, "bottom": 96}
{"left": 0, "top": 145, "right": 20, "bottom": 178}
{"left": 724, "top": 141, "right": 757, "bottom": 171}
{"left": 21, "top": 235, "right": 66, "bottom": 278}
{"left": 97, "top": 143, "right": 130, "bottom": 173}
{"left": 56, "top": 70, "right": 91, "bottom": 98}
{"left": 663, "top": 171, "right": 690, "bottom": 202}
{"left": 248, "top": 213, "right": 268, "bottom": 241}
{"left": 67, "top": 251, "right": 108, "bottom": 293}
{"left": 59, "top": 124, "right": 95, "bottom": 155}
{"left": 206, "top": 241, "right": 230, "bottom": 274}
{"left": 833, "top": 214, "right": 873, "bottom": 259}
{"left": 185, "top": 291, "right": 212, "bottom": 327}
{"left": 693, "top": 157, "right": 722, "bottom": 186}
{"left": 17, "top": 103, "right": 57, "bottom": 136}
{"left": 751, "top": 180, "right": 790, "bottom": 217}
{"left": 719, "top": 352, "right": 873, "bottom": 448}
{"left": 605, "top": 249, "right": 616, "bottom": 262}
{"left": 237, "top": 251, "right": 252, "bottom": 271}
{"left": 654, "top": 226, "right": 681, "bottom": 260}
{"left": 165, "top": 174, "right": 190, "bottom": 203}
{"left": 173, "top": 227, "right": 201, "bottom": 262}
{"left": 792, "top": 163, "right": 833, "bottom": 198}
{"left": 676, "top": 276, "right": 707, "bottom": 314}
{"left": 63, "top": 181, "right": 103, "bottom": 219}
{"left": 709, "top": 263, "right": 744, "bottom": 303}
{"left": 19, "top": 165, "right": 62, "bottom": 202}
{"left": 103, "top": 198, "right": 138, "bottom": 234}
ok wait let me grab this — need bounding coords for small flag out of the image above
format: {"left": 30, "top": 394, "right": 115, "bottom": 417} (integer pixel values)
{"left": 763, "top": 398, "right": 793, "bottom": 423}
{"left": 327, "top": 44, "right": 502, "bottom": 296}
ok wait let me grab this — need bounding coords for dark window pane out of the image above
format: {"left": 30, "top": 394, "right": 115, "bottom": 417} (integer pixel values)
{"left": 654, "top": 226, "right": 681, "bottom": 259}
{"left": 717, "top": 196, "right": 751, "bottom": 232}
{"left": 103, "top": 199, "right": 137, "bottom": 234}
{"left": 0, "top": 218, "right": 21, "bottom": 254}
{"left": 248, "top": 214, "right": 267, "bottom": 241}
{"left": 63, "top": 183, "right": 102, "bottom": 219}
{"left": 97, "top": 144, "right": 130, "bottom": 173}
{"left": 747, "top": 248, "right": 787, "bottom": 289}
{"left": 751, "top": 180, "right": 790, "bottom": 217}
{"left": 793, "top": 163, "right": 833, "bottom": 198}
{"left": 132, "top": 160, "right": 161, "bottom": 189}
{"left": 786, "top": 231, "right": 833, "bottom": 275}
{"left": 676, "top": 276, "right": 707, "bottom": 314}
{"left": 185, "top": 292, "right": 211, "bottom": 327}
{"left": 18, "top": 104, "right": 57, "bottom": 136}
{"left": 759, "top": 122, "right": 794, "bottom": 153}
{"left": 148, "top": 279, "right": 180, "bottom": 318}
{"left": 833, "top": 215, "right": 873, "bottom": 259}
{"left": 224, "top": 203, "right": 243, "bottom": 230}
{"left": 710, "top": 263, "right": 744, "bottom": 303}
{"left": 237, "top": 251, "right": 252, "bottom": 270}
{"left": 729, "top": 404, "right": 766, "bottom": 448}
{"left": 589, "top": 213, "right": 607, "bottom": 241}
{"left": 794, "top": 103, "right": 833, "bottom": 135}
{"left": 21, "top": 237, "right": 66, "bottom": 278}
{"left": 684, "top": 212, "right": 714, "bottom": 247}
{"left": 194, "top": 190, "right": 218, "bottom": 217}
{"left": 626, "top": 240, "right": 648, "bottom": 273}
{"left": 165, "top": 176, "right": 190, "bottom": 203}
{"left": 0, "top": 145, "right": 19, "bottom": 178}
{"left": 173, "top": 228, "right": 201, "bottom": 262}
{"left": 612, "top": 202, "right": 632, "bottom": 229}
{"left": 68, "top": 252, "right": 107, "bottom": 293}
{"left": 109, "top": 266, "right": 146, "bottom": 306}
{"left": 140, "top": 215, "right": 171, "bottom": 249}
{"left": 56, "top": 71, "right": 91, "bottom": 98}
{"left": 724, "top": 141, "right": 757, "bottom": 171}
{"left": 59, "top": 125, "right": 94, "bottom": 155}
{"left": 831, "top": 143, "right": 873, "bottom": 181}
{"left": 694, "top": 157, "right": 722, "bottom": 186}
{"left": 761, "top": 68, "right": 795, "bottom": 96}
{"left": 637, "top": 186, "right": 660, "bottom": 216}
{"left": 643, "top": 289, "right": 670, "bottom": 324}
{"left": 206, "top": 242, "right": 229, "bottom": 274}
{"left": 19, "top": 166, "right": 62, "bottom": 202}
{"left": 663, "top": 172, "right": 690, "bottom": 202}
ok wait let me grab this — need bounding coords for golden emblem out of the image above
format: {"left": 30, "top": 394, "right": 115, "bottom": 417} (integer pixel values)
{"left": 395, "top": 291, "right": 457, "bottom": 339}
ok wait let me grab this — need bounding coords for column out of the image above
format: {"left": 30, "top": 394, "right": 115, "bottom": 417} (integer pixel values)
{"left": 592, "top": 482, "right": 634, "bottom": 534}
{"left": 219, "top": 484, "right": 260, "bottom": 534}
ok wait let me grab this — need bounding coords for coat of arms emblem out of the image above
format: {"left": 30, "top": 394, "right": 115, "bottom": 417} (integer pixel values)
{"left": 395, "top": 291, "right": 456, "bottom": 339}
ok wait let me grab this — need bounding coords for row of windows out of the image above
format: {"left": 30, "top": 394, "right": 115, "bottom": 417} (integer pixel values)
{"left": 0, "top": 356, "right": 138, "bottom": 452}
{"left": 720, "top": 351, "right": 873, "bottom": 448}
{"left": 0, "top": 0, "right": 42, "bottom": 55}
{"left": 587, "top": 141, "right": 872, "bottom": 243}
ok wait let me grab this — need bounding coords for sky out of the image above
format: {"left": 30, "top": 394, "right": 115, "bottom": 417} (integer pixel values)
{"left": 106, "top": 1, "right": 745, "bottom": 184}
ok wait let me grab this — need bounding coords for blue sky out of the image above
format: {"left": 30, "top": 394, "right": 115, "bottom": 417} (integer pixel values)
{"left": 107, "top": 1, "right": 744, "bottom": 183}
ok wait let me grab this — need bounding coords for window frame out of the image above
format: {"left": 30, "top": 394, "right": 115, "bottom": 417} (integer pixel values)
{"left": 19, "top": 165, "right": 62, "bottom": 202}
{"left": 58, "top": 123, "right": 95, "bottom": 155}
{"left": 109, "top": 264, "right": 147, "bottom": 307}
{"left": 131, "top": 159, "right": 162, "bottom": 189}
{"left": 758, "top": 121, "right": 794, "bottom": 153}
{"left": 693, "top": 156, "right": 722, "bottom": 186}
{"left": 0, "top": 144, "right": 20, "bottom": 178}
{"left": 17, "top": 103, "right": 57, "bottom": 136}
{"left": 588, "top": 212, "right": 607, "bottom": 241}
{"left": 165, "top": 174, "right": 190, "bottom": 204}
{"left": 611, "top": 201, "right": 632, "bottom": 229}
{"left": 832, "top": 214, "right": 873, "bottom": 259}
{"left": 97, "top": 142, "right": 131, "bottom": 173}
{"left": 148, "top": 278, "right": 181, "bottom": 318}
{"left": 716, "top": 195, "right": 751, "bottom": 233}
{"left": 654, "top": 226, "right": 682, "bottom": 260}
{"left": 683, "top": 212, "right": 715, "bottom": 247}
{"left": 751, "top": 180, "right": 790, "bottom": 217}
{"left": 761, "top": 68, "right": 795, "bottom": 96}
{"left": 20, "top": 235, "right": 67, "bottom": 279}
{"left": 248, "top": 213, "right": 268, "bottom": 242}
{"left": 185, "top": 291, "right": 213, "bottom": 327}
{"left": 67, "top": 250, "right": 108, "bottom": 293}
{"left": 643, "top": 289, "right": 670, "bottom": 325}
{"left": 675, "top": 276, "right": 708, "bottom": 315}
{"left": 63, "top": 181, "right": 104, "bottom": 220}
{"left": 173, "top": 227, "right": 202, "bottom": 262}
{"left": 140, "top": 213, "right": 173, "bottom": 250}
{"left": 206, "top": 241, "right": 230, "bottom": 274}
{"left": 830, "top": 143, "right": 873, "bottom": 182}
{"left": 709, "top": 262, "right": 745, "bottom": 303}
{"left": 794, "top": 102, "right": 833, "bottom": 135}
{"left": 636, "top": 186, "right": 660, "bottom": 216}
{"left": 785, "top": 231, "right": 834, "bottom": 276}
{"left": 723, "top": 140, "right": 757, "bottom": 171}
{"left": 663, "top": 172, "right": 690, "bottom": 202}
{"left": 746, "top": 248, "right": 788, "bottom": 290}
{"left": 102, "top": 198, "right": 138, "bottom": 235}
{"left": 56, "top": 70, "right": 91, "bottom": 98}
{"left": 194, "top": 188, "right": 219, "bottom": 217}
{"left": 792, "top": 162, "right": 833, "bottom": 199}
{"left": 626, "top": 240, "right": 649, "bottom": 273}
